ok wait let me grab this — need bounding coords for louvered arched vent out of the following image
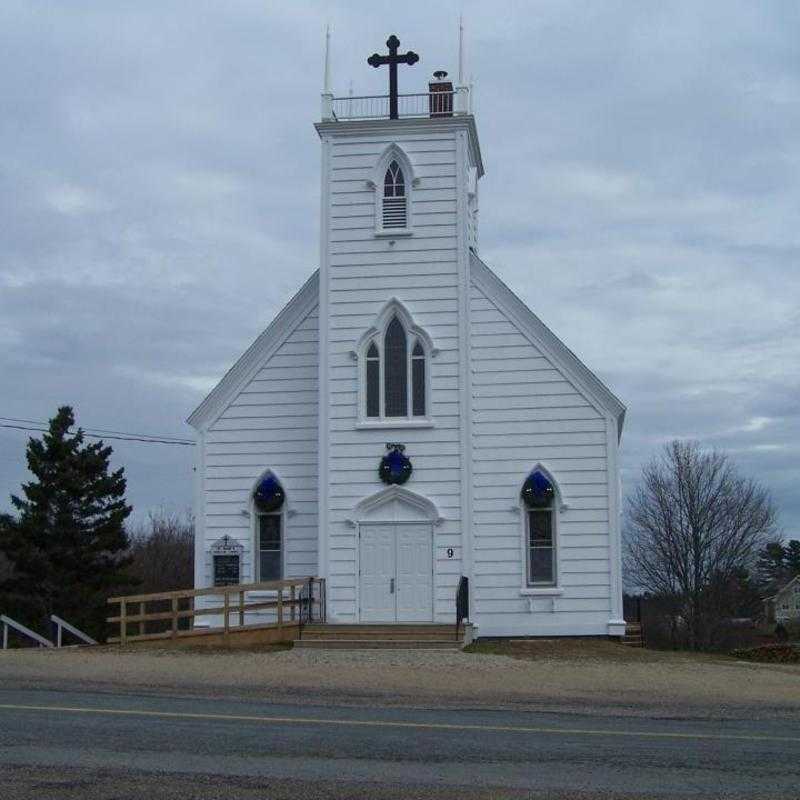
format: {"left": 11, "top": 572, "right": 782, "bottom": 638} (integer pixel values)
{"left": 382, "top": 160, "right": 407, "bottom": 228}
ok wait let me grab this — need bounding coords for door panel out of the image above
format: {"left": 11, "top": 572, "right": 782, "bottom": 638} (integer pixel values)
{"left": 396, "top": 524, "right": 434, "bottom": 622}
{"left": 359, "top": 524, "right": 396, "bottom": 622}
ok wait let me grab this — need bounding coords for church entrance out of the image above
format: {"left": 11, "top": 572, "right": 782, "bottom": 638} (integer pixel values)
{"left": 359, "top": 523, "right": 433, "bottom": 622}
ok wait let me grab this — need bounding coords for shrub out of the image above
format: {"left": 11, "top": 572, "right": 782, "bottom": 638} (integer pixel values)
{"left": 730, "top": 644, "right": 800, "bottom": 663}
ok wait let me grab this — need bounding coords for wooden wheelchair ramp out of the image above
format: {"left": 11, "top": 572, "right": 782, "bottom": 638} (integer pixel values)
{"left": 107, "top": 577, "right": 325, "bottom": 649}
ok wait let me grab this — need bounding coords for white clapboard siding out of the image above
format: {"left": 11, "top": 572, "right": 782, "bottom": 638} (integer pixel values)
{"left": 203, "top": 308, "right": 319, "bottom": 583}
{"left": 323, "top": 126, "right": 467, "bottom": 623}
{"left": 469, "top": 280, "right": 613, "bottom": 633}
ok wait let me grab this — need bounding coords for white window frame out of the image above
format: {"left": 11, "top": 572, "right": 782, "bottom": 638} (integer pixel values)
{"left": 517, "top": 465, "right": 565, "bottom": 597}
{"left": 255, "top": 511, "right": 284, "bottom": 583}
{"left": 352, "top": 298, "right": 437, "bottom": 430}
{"left": 368, "top": 144, "right": 418, "bottom": 238}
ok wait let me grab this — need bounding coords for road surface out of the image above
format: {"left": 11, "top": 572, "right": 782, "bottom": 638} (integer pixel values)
{"left": 1, "top": 687, "right": 798, "bottom": 798}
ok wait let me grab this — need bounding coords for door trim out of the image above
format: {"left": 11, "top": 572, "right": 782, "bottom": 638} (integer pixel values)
{"left": 357, "top": 521, "right": 434, "bottom": 623}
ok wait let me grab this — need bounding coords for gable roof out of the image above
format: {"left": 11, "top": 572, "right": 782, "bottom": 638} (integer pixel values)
{"left": 769, "top": 575, "right": 800, "bottom": 600}
{"left": 187, "top": 270, "right": 319, "bottom": 431}
{"left": 470, "top": 252, "right": 626, "bottom": 436}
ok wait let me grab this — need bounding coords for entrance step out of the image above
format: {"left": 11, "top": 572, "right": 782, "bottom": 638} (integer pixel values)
{"left": 295, "top": 624, "right": 463, "bottom": 650}
{"left": 294, "top": 638, "right": 462, "bottom": 651}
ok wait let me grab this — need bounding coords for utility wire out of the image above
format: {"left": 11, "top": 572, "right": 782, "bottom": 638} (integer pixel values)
{"left": 0, "top": 421, "right": 195, "bottom": 446}
{"left": 0, "top": 416, "right": 192, "bottom": 443}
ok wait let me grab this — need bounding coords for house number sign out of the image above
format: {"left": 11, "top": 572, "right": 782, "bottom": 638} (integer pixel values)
{"left": 447, "top": 548, "right": 454, "bottom": 558}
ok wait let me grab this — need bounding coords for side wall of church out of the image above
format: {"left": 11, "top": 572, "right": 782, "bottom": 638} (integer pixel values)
{"left": 199, "top": 308, "right": 320, "bottom": 585}
{"left": 320, "top": 122, "right": 474, "bottom": 622}
{"left": 469, "top": 282, "right": 618, "bottom": 636}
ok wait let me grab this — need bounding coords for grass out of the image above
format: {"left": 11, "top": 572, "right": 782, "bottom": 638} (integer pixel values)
{"left": 463, "top": 637, "right": 723, "bottom": 664}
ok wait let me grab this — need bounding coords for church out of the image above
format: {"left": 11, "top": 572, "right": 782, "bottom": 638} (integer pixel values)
{"left": 188, "top": 35, "right": 627, "bottom": 639}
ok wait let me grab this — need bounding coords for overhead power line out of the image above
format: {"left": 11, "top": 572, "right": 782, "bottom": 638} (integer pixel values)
{"left": 0, "top": 417, "right": 195, "bottom": 446}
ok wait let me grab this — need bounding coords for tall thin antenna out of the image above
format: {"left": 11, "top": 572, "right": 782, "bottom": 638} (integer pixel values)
{"left": 323, "top": 23, "right": 331, "bottom": 92}
{"left": 458, "top": 15, "right": 465, "bottom": 84}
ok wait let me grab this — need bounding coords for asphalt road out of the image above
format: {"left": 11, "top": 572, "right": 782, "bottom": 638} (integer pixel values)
{"left": 1, "top": 687, "right": 799, "bottom": 799}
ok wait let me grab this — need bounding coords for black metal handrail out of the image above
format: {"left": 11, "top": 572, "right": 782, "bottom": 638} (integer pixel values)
{"left": 456, "top": 576, "right": 469, "bottom": 641}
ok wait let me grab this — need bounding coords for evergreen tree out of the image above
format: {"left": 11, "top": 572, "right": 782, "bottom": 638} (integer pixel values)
{"left": 786, "top": 540, "right": 800, "bottom": 576}
{"left": 756, "top": 541, "right": 789, "bottom": 586}
{"left": 0, "top": 407, "right": 133, "bottom": 641}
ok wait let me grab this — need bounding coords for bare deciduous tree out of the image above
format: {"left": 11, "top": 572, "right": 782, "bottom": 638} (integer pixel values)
{"left": 126, "top": 508, "right": 194, "bottom": 595}
{"left": 625, "top": 440, "right": 777, "bottom": 649}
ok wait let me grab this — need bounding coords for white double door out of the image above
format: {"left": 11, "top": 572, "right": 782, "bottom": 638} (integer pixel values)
{"left": 359, "top": 522, "right": 433, "bottom": 622}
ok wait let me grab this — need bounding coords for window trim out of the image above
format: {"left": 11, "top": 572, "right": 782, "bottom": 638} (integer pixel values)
{"left": 361, "top": 325, "right": 431, "bottom": 424}
{"left": 353, "top": 299, "right": 437, "bottom": 428}
{"left": 526, "top": 507, "right": 557, "bottom": 588}
{"left": 255, "top": 511, "right": 284, "bottom": 583}
{"left": 517, "top": 465, "right": 564, "bottom": 595}
{"left": 248, "top": 469, "right": 291, "bottom": 585}
{"left": 369, "top": 144, "right": 417, "bottom": 237}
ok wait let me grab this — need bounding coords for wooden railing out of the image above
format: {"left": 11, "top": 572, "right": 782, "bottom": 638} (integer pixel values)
{"left": 107, "top": 577, "right": 325, "bottom": 645}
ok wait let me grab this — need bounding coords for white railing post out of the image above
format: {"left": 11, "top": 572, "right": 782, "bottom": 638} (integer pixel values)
{"left": 455, "top": 85, "right": 470, "bottom": 115}
{"left": 321, "top": 91, "right": 334, "bottom": 121}
{"left": 0, "top": 614, "right": 54, "bottom": 648}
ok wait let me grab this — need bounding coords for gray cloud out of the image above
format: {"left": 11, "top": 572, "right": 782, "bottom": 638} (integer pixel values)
{"left": 1, "top": 1, "right": 798, "bottom": 533}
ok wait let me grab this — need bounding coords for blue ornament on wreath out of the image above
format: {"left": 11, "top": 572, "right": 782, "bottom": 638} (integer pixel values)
{"left": 521, "top": 469, "right": 555, "bottom": 509}
{"left": 253, "top": 473, "right": 285, "bottom": 512}
{"left": 379, "top": 444, "right": 412, "bottom": 485}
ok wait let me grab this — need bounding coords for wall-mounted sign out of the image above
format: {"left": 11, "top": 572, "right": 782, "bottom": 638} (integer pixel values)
{"left": 210, "top": 535, "right": 244, "bottom": 587}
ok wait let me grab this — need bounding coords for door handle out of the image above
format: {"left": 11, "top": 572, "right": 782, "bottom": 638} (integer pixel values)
{"left": 389, "top": 578, "right": 395, "bottom": 594}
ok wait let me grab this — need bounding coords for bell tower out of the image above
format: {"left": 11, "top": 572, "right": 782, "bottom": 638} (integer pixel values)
{"left": 315, "top": 31, "right": 483, "bottom": 622}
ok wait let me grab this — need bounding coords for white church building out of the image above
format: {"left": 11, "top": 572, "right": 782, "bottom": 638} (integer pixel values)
{"left": 188, "top": 36, "right": 627, "bottom": 638}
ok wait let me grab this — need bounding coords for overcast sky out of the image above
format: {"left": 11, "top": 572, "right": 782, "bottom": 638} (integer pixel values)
{"left": 1, "top": 1, "right": 798, "bottom": 535}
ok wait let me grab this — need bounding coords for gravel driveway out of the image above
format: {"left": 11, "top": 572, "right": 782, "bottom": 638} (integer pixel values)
{"left": 2, "top": 641, "right": 799, "bottom": 720}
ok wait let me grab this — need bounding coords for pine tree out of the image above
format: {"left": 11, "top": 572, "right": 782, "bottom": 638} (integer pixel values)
{"left": 786, "top": 540, "right": 800, "bottom": 577}
{"left": 0, "top": 407, "right": 133, "bottom": 641}
{"left": 756, "top": 541, "right": 789, "bottom": 586}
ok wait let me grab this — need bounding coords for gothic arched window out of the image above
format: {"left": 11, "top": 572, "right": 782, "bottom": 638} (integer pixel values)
{"left": 253, "top": 472, "right": 285, "bottom": 581}
{"left": 384, "top": 317, "right": 408, "bottom": 416}
{"left": 382, "top": 160, "right": 407, "bottom": 228}
{"left": 521, "top": 470, "right": 558, "bottom": 587}
{"left": 364, "top": 315, "right": 428, "bottom": 421}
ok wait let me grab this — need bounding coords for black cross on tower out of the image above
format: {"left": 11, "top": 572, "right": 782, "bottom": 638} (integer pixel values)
{"left": 367, "top": 35, "right": 419, "bottom": 120}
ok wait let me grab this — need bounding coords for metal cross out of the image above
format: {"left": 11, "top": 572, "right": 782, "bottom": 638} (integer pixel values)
{"left": 367, "top": 35, "right": 419, "bottom": 120}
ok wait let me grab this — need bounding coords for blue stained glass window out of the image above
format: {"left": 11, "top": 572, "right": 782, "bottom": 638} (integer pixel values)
{"left": 253, "top": 473, "right": 285, "bottom": 512}
{"left": 521, "top": 470, "right": 555, "bottom": 509}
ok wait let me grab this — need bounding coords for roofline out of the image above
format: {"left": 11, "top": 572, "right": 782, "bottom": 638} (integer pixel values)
{"left": 315, "top": 115, "right": 484, "bottom": 178}
{"left": 470, "top": 253, "right": 626, "bottom": 437}
{"left": 187, "top": 270, "right": 320, "bottom": 431}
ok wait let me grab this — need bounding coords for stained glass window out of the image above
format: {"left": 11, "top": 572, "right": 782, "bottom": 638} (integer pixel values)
{"left": 366, "top": 341, "right": 380, "bottom": 417}
{"left": 253, "top": 473, "right": 285, "bottom": 512}
{"left": 384, "top": 317, "right": 407, "bottom": 416}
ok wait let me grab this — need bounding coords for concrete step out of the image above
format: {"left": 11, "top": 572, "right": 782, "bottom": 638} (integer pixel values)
{"left": 300, "top": 625, "right": 456, "bottom": 641}
{"left": 294, "top": 638, "right": 462, "bottom": 651}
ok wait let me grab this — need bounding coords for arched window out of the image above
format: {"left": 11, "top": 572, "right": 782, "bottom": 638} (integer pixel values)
{"left": 253, "top": 472, "right": 285, "bottom": 581}
{"left": 364, "top": 315, "right": 428, "bottom": 421}
{"left": 411, "top": 340, "right": 425, "bottom": 417}
{"left": 365, "top": 342, "right": 380, "bottom": 418}
{"left": 384, "top": 317, "right": 407, "bottom": 416}
{"left": 382, "top": 160, "right": 407, "bottom": 229}
{"left": 521, "top": 470, "right": 557, "bottom": 587}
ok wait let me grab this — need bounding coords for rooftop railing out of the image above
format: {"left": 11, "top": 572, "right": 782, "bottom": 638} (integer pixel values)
{"left": 322, "top": 87, "right": 471, "bottom": 122}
